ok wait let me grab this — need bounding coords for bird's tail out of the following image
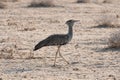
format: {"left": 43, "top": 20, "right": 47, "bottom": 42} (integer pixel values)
{"left": 33, "top": 40, "right": 47, "bottom": 51}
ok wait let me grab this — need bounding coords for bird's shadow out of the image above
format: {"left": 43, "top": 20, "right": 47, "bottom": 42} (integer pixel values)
{"left": 50, "top": 61, "right": 80, "bottom": 68}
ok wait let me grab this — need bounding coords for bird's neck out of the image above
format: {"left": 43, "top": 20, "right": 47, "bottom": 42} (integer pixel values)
{"left": 67, "top": 24, "right": 73, "bottom": 37}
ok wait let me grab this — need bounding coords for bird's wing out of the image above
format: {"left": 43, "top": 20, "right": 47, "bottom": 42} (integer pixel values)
{"left": 33, "top": 34, "right": 69, "bottom": 51}
{"left": 45, "top": 34, "right": 69, "bottom": 45}
{"left": 33, "top": 38, "right": 48, "bottom": 51}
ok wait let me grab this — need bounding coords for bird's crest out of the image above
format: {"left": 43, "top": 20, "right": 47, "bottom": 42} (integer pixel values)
{"left": 65, "top": 19, "right": 79, "bottom": 24}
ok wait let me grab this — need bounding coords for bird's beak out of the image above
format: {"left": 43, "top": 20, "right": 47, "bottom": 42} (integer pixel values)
{"left": 74, "top": 20, "right": 80, "bottom": 22}
{"left": 74, "top": 20, "right": 80, "bottom": 24}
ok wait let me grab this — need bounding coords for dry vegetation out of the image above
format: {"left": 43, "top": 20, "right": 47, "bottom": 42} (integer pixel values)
{"left": 28, "top": 0, "right": 55, "bottom": 7}
{"left": 77, "top": 0, "right": 93, "bottom": 3}
{"left": 77, "top": 0, "right": 120, "bottom": 3}
{"left": 0, "top": 2, "right": 6, "bottom": 9}
{"left": 108, "top": 31, "right": 120, "bottom": 48}
{"left": 0, "top": 0, "right": 19, "bottom": 2}
{"left": 0, "top": 0, "right": 20, "bottom": 9}
{"left": 94, "top": 15, "right": 120, "bottom": 28}
{"left": 103, "top": 0, "right": 120, "bottom": 3}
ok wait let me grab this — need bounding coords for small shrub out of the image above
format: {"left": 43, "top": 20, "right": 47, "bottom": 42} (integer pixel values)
{"left": 19, "top": 27, "right": 36, "bottom": 31}
{"left": 0, "top": 2, "right": 6, "bottom": 9}
{"left": 12, "top": 0, "right": 19, "bottom": 2}
{"left": 108, "top": 31, "right": 120, "bottom": 48}
{"left": 103, "top": 0, "right": 119, "bottom": 3}
{"left": 77, "top": 0, "right": 119, "bottom": 3}
{"left": 94, "top": 15, "right": 120, "bottom": 28}
{"left": 0, "top": 0, "right": 19, "bottom": 2}
{"left": 96, "top": 21, "right": 115, "bottom": 28}
{"left": 77, "top": 0, "right": 105, "bottom": 3}
{"left": 28, "top": 0, "right": 55, "bottom": 7}
{"left": 0, "top": 78, "right": 3, "bottom": 80}
{"left": 0, "top": 44, "right": 17, "bottom": 59}
{"left": 77, "top": 0, "right": 91, "bottom": 3}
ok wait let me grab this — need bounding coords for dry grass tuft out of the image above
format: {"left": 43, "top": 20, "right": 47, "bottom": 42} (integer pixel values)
{"left": 12, "top": 0, "right": 19, "bottom": 2}
{"left": 94, "top": 15, "right": 120, "bottom": 28}
{"left": 0, "top": 44, "right": 17, "bottom": 59}
{"left": 103, "top": 0, "right": 120, "bottom": 3}
{"left": 28, "top": 0, "right": 55, "bottom": 7}
{"left": 0, "top": 78, "right": 3, "bottom": 80}
{"left": 95, "top": 21, "right": 116, "bottom": 28}
{"left": 108, "top": 31, "right": 120, "bottom": 48}
{"left": 77, "top": 0, "right": 91, "bottom": 3}
{"left": 0, "top": 2, "right": 6, "bottom": 9}
{"left": 0, "top": 0, "right": 19, "bottom": 2}
{"left": 19, "top": 27, "right": 36, "bottom": 31}
{"left": 77, "top": 0, "right": 119, "bottom": 3}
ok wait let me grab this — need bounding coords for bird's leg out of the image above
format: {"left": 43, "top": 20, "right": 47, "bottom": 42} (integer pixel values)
{"left": 53, "top": 46, "right": 60, "bottom": 66}
{"left": 58, "top": 48, "right": 69, "bottom": 64}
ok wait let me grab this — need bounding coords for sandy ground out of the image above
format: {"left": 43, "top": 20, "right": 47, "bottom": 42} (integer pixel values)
{"left": 0, "top": 0, "right": 120, "bottom": 80}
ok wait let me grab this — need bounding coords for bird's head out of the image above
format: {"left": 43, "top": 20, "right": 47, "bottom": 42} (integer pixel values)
{"left": 65, "top": 19, "right": 79, "bottom": 26}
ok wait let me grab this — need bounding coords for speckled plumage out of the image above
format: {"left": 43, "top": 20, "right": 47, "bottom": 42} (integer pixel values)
{"left": 34, "top": 34, "right": 70, "bottom": 51}
{"left": 33, "top": 19, "right": 79, "bottom": 66}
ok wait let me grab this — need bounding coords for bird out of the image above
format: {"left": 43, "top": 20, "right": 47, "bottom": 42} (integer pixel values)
{"left": 33, "top": 19, "right": 79, "bottom": 66}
